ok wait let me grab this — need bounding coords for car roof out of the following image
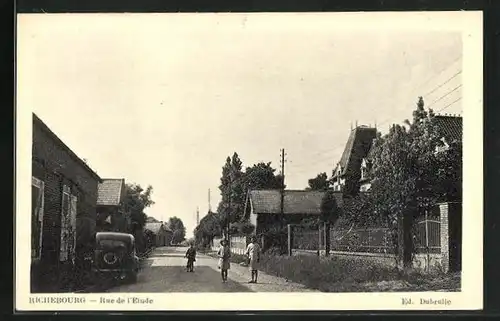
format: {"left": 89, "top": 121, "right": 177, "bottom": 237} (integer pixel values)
{"left": 96, "top": 232, "right": 135, "bottom": 242}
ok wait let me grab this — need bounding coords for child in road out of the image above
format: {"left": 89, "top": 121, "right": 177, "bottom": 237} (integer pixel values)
{"left": 185, "top": 243, "right": 196, "bottom": 272}
{"left": 217, "top": 239, "right": 231, "bottom": 283}
{"left": 245, "top": 236, "right": 261, "bottom": 283}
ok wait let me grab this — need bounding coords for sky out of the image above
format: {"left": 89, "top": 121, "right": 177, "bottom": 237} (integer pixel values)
{"left": 18, "top": 13, "right": 463, "bottom": 238}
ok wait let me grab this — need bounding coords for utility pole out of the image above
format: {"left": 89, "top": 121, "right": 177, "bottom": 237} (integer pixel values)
{"left": 208, "top": 189, "right": 212, "bottom": 213}
{"left": 279, "top": 148, "right": 286, "bottom": 217}
{"left": 279, "top": 148, "right": 286, "bottom": 252}
{"left": 196, "top": 207, "right": 200, "bottom": 226}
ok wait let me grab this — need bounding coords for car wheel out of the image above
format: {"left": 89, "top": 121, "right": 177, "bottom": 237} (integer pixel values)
{"left": 101, "top": 251, "right": 121, "bottom": 268}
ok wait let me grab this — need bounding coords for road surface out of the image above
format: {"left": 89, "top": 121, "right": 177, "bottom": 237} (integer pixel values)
{"left": 106, "top": 246, "right": 316, "bottom": 292}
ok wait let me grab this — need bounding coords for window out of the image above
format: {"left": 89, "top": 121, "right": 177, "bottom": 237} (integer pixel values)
{"left": 60, "top": 185, "right": 77, "bottom": 262}
{"left": 32, "top": 177, "right": 45, "bottom": 260}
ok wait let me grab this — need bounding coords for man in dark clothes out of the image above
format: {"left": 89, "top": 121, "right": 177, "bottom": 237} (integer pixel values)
{"left": 185, "top": 243, "right": 197, "bottom": 272}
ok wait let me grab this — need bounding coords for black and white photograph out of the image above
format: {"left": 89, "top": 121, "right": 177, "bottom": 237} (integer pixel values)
{"left": 16, "top": 11, "right": 483, "bottom": 311}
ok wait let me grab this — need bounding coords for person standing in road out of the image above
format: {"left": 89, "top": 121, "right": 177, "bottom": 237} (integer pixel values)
{"left": 217, "top": 239, "right": 231, "bottom": 283}
{"left": 245, "top": 236, "right": 261, "bottom": 283}
{"left": 185, "top": 243, "right": 196, "bottom": 272}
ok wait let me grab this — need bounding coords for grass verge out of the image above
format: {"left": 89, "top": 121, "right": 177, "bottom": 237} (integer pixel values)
{"left": 258, "top": 254, "right": 461, "bottom": 292}
{"left": 203, "top": 248, "right": 460, "bottom": 292}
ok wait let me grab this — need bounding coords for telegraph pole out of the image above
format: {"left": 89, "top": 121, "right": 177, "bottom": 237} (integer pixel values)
{"left": 279, "top": 148, "right": 286, "bottom": 252}
{"left": 208, "top": 189, "right": 212, "bottom": 213}
{"left": 280, "top": 148, "right": 285, "bottom": 216}
{"left": 196, "top": 207, "right": 200, "bottom": 226}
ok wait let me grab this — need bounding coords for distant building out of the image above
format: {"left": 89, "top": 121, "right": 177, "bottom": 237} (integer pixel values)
{"left": 96, "top": 179, "right": 128, "bottom": 233}
{"left": 32, "top": 113, "right": 102, "bottom": 292}
{"left": 331, "top": 125, "right": 377, "bottom": 195}
{"left": 144, "top": 222, "right": 173, "bottom": 247}
{"left": 243, "top": 189, "right": 344, "bottom": 248}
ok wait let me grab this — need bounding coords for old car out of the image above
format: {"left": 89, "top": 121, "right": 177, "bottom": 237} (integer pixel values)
{"left": 92, "top": 232, "right": 139, "bottom": 283}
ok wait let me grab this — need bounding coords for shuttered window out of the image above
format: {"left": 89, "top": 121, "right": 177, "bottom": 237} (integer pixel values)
{"left": 60, "top": 185, "right": 77, "bottom": 262}
{"left": 31, "top": 177, "right": 45, "bottom": 260}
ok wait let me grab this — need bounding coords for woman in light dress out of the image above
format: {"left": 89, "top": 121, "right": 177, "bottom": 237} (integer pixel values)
{"left": 245, "top": 236, "right": 261, "bottom": 283}
{"left": 217, "top": 239, "right": 231, "bottom": 283}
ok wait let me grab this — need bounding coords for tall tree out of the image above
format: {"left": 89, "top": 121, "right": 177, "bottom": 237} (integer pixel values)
{"left": 217, "top": 153, "right": 245, "bottom": 238}
{"left": 368, "top": 96, "right": 460, "bottom": 268}
{"left": 167, "top": 216, "right": 186, "bottom": 244}
{"left": 306, "top": 172, "right": 330, "bottom": 191}
{"left": 217, "top": 156, "right": 232, "bottom": 238}
{"left": 121, "top": 183, "right": 155, "bottom": 233}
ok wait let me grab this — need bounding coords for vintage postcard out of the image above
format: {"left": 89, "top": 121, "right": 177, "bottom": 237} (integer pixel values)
{"left": 15, "top": 11, "right": 483, "bottom": 311}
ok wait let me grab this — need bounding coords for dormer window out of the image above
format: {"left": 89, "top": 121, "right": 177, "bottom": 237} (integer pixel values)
{"left": 434, "top": 137, "right": 450, "bottom": 155}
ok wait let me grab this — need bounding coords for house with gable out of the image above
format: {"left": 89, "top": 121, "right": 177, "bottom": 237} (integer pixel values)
{"left": 331, "top": 125, "right": 377, "bottom": 195}
{"left": 243, "top": 189, "right": 344, "bottom": 248}
{"left": 359, "top": 114, "right": 462, "bottom": 192}
{"left": 359, "top": 141, "right": 377, "bottom": 192}
{"left": 96, "top": 178, "right": 129, "bottom": 233}
{"left": 144, "top": 222, "right": 173, "bottom": 247}
{"left": 433, "top": 114, "right": 463, "bottom": 153}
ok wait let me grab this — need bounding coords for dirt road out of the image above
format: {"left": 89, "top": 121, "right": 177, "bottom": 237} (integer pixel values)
{"left": 106, "top": 246, "right": 316, "bottom": 292}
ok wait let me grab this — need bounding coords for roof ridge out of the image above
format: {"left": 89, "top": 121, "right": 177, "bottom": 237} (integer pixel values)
{"left": 342, "top": 127, "right": 358, "bottom": 175}
{"left": 33, "top": 113, "right": 102, "bottom": 182}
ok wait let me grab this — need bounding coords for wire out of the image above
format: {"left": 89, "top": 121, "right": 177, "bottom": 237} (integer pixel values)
{"left": 435, "top": 97, "right": 462, "bottom": 113}
{"left": 426, "top": 84, "right": 462, "bottom": 109}
{"left": 423, "top": 70, "right": 462, "bottom": 98}
{"left": 283, "top": 57, "right": 463, "bottom": 170}
{"left": 369, "top": 58, "right": 462, "bottom": 131}
{"left": 408, "top": 55, "right": 462, "bottom": 98}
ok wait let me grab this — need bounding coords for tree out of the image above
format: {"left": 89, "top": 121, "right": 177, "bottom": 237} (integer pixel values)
{"left": 215, "top": 156, "right": 285, "bottom": 243}
{"left": 242, "top": 162, "right": 283, "bottom": 192}
{"left": 194, "top": 210, "right": 222, "bottom": 248}
{"left": 217, "top": 153, "right": 245, "bottom": 239}
{"left": 167, "top": 216, "right": 186, "bottom": 244}
{"left": 119, "top": 183, "right": 155, "bottom": 253}
{"left": 368, "top": 96, "right": 460, "bottom": 268}
{"left": 172, "top": 230, "right": 185, "bottom": 244}
{"left": 319, "top": 189, "right": 341, "bottom": 256}
{"left": 306, "top": 172, "right": 330, "bottom": 191}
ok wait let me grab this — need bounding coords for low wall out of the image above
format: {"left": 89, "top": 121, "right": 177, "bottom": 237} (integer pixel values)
{"left": 293, "top": 249, "right": 442, "bottom": 271}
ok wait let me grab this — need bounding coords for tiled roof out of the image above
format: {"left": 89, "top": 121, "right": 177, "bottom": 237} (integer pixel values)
{"left": 97, "top": 179, "right": 125, "bottom": 206}
{"left": 334, "top": 126, "right": 377, "bottom": 178}
{"left": 433, "top": 115, "right": 462, "bottom": 143}
{"left": 144, "top": 223, "right": 172, "bottom": 234}
{"left": 248, "top": 189, "right": 344, "bottom": 215}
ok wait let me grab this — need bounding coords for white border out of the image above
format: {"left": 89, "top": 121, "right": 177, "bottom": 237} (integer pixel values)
{"left": 15, "top": 11, "right": 483, "bottom": 311}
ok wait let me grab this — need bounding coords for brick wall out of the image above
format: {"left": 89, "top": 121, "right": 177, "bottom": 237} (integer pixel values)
{"left": 439, "top": 202, "right": 462, "bottom": 273}
{"left": 32, "top": 116, "right": 100, "bottom": 265}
